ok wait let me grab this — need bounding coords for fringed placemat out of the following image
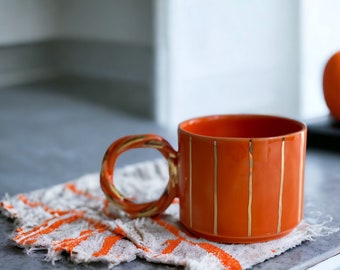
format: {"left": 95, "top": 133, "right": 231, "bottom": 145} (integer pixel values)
{"left": 1, "top": 159, "right": 338, "bottom": 269}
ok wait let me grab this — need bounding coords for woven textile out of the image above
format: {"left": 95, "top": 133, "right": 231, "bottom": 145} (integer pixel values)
{"left": 1, "top": 159, "right": 338, "bottom": 269}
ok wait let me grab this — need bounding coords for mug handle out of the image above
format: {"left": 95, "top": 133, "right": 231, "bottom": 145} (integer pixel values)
{"left": 100, "top": 134, "right": 178, "bottom": 218}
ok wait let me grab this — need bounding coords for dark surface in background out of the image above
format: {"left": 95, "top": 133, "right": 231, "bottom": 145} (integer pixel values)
{"left": 0, "top": 83, "right": 339, "bottom": 269}
{"left": 307, "top": 115, "right": 340, "bottom": 152}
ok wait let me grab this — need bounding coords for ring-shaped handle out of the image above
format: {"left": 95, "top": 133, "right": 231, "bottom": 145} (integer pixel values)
{"left": 100, "top": 134, "right": 178, "bottom": 218}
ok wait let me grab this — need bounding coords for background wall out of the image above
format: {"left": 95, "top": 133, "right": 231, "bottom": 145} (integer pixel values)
{"left": 58, "top": 0, "right": 153, "bottom": 46}
{"left": 299, "top": 0, "right": 340, "bottom": 120}
{"left": 155, "top": 0, "right": 338, "bottom": 129}
{"left": 0, "top": 0, "right": 60, "bottom": 86}
{"left": 0, "top": 0, "right": 338, "bottom": 126}
{"left": 0, "top": 0, "right": 59, "bottom": 45}
{"left": 0, "top": 0, "right": 152, "bottom": 46}
{"left": 0, "top": 0, "right": 154, "bottom": 118}
{"left": 56, "top": 0, "right": 153, "bottom": 84}
{"left": 156, "top": 0, "right": 301, "bottom": 128}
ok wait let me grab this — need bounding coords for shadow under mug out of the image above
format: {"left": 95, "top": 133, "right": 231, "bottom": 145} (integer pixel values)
{"left": 100, "top": 114, "right": 307, "bottom": 243}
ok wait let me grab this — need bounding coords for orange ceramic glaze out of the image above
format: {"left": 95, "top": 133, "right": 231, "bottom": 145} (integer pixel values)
{"left": 100, "top": 114, "right": 307, "bottom": 243}
{"left": 100, "top": 134, "right": 178, "bottom": 217}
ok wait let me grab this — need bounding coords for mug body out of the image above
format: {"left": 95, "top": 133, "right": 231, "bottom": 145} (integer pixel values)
{"left": 177, "top": 114, "right": 307, "bottom": 243}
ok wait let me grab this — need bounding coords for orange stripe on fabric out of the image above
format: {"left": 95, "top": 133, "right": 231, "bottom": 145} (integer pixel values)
{"left": 17, "top": 194, "right": 72, "bottom": 216}
{"left": 64, "top": 183, "right": 93, "bottom": 199}
{"left": 197, "top": 242, "right": 242, "bottom": 270}
{"left": 154, "top": 218, "right": 182, "bottom": 238}
{"left": 15, "top": 222, "right": 44, "bottom": 238}
{"left": 132, "top": 243, "right": 150, "bottom": 253}
{"left": 64, "top": 183, "right": 103, "bottom": 201}
{"left": 83, "top": 217, "right": 126, "bottom": 237}
{"left": 113, "top": 225, "right": 127, "bottom": 237}
{"left": 154, "top": 218, "right": 197, "bottom": 255}
{"left": 16, "top": 212, "right": 85, "bottom": 245}
{"left": 85, "top": 217, "right": 110, "bottom": 233}
{"left": 19, "top": 183, "right": 110, "bottom": 218}
{"left": 154, "top": 218, "right": 241, "bottom": 270}
{"left": 0, "top": 202, "right": 14, "bottom": 210}
{"left": 92, "top": 235, "right": 122, "bottom": 257}
{"left": 14, "top": 217, "right": 56, "bottom": 241}
{"left": 154, "top": 218, "right": 197, "bottom": 239}
{"left": 18, "top": 194, "right": 42, "bottom": 207}
{"left": 161, "top": 238, "right": 182, "bottom": 254}
{"left": 14, "top": 211, "right": 80, "bottom": 242}
{"left": 54, "top": 229, "right": 94, "bottom": 253}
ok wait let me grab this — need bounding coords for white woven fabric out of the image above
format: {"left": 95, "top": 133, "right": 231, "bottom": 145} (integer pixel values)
{"left": 1, "top": 159, "right": 338, "bottom": 269}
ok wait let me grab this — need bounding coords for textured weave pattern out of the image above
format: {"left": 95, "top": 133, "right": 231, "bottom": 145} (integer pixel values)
{"left": 1, "top": 159, "right": 338, "bottom": 269}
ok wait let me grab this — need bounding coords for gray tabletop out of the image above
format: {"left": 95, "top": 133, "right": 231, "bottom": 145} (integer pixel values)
{"left": 1, "top": 83, "right": 339, "bottom": 269}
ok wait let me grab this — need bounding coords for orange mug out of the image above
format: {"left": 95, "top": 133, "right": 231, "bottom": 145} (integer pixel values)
{"left": 100, "top": 114, "right": 307, "bottom": 243}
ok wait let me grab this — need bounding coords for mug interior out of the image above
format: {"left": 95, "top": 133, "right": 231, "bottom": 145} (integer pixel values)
{"left": 179, "top": 114, "right": 305, "bottom": 139}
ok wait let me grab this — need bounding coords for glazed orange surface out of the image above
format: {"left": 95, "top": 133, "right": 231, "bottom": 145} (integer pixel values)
{"left": 101, "top": 115, "right": 307, "bottom": 243}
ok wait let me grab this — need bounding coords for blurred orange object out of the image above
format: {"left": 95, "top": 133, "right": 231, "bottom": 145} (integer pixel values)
{"left": 323, "top": 51, "right": 340, "bottom": 121}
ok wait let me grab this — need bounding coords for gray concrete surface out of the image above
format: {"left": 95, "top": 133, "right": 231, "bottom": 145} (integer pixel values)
{"left": 0, "top": 83, "right": 339, "bottom": 269}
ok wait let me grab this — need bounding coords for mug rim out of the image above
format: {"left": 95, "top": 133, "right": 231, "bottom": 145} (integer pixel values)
{"left": 178, "top": 114, "right": 307, "bottom": 141}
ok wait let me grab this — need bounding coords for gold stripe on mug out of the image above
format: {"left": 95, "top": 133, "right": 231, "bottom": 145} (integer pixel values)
{"left": 248, "top": 139, "right": 254, "bottom": 237}
{"left": 298, "top": 133, "right": 305, "bottom": 221}
{"left": 189, "top": 136, "right": 193, "bottom": 228}
{"left": 213, "top": 140, "right": 218, "bottom": 235}
{"left": 277, "top": 137, "right": 285, "bottom": 233}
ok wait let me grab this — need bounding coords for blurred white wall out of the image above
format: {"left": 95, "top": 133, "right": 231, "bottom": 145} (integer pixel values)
{"left": 299, "top": 0, "right": 340, "bottom": 120}
{"left": 155, "top": 0, "right": 301, "bottom": 128}
{"left": 155, "top": 0, "right": 339, "bottom": 128}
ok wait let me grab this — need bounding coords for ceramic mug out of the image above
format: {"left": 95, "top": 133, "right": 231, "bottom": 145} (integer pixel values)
{"left": 100, "top": 114, "right": 307, "bottom": 243}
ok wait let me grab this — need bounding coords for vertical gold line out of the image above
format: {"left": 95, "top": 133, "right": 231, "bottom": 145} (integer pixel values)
{"left": 189, "top": 136, "right": 193, "bottom": 228}
{"left": 248, "top": 139, "right": 253, "bottom": 237}
{"left": 277, "top": 137, "right": 285, "bottom": 233}
{"left": 213, "top": 140, "right": 218, "bottom": 235}
{"left": 298, "top": 134, "right": 304, "bottom": 221}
